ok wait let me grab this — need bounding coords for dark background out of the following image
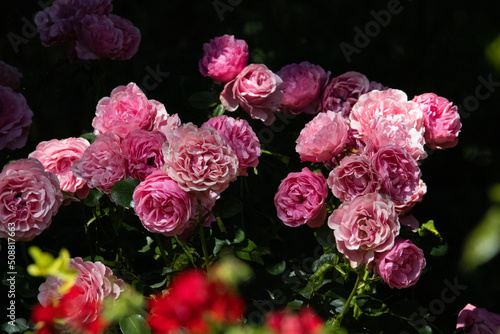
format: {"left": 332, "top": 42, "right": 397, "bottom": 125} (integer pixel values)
{"left": 1, "top": 0, "right": 500, "bottom": 332}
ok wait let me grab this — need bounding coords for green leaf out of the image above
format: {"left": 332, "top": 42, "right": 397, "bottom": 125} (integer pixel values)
{"left": 119, "top": 314, "right": 151, "bottom": 334}
{"left": 312, "top": 253, "right": 336, "bottom": 272}
{"left": 83, "top": 188, "right": 104, "bottom": 207}
{"left": 111, "top": 178, "right": 141, "bottom": 208}
{"left": 418, "top": 220, "right": 442, "bottom": 241}
{"left": 80, "top": 132, "right": 96, "bottom": 143}
{"left": 430, "top": 243, "right": 448, "bottom": 256}
{"left": 213, "top": 104, "right": 225, "bottom": 117}
{"left": 287, "top": 299, "right": 304, "bottom": 311}
{"left": 1, "top": 318, "right": 29, "bottom": 333}
{"left": 266, "top": 260, "right": 286, "bottom": 276}
{"left": 138, "top": 237, "right": 154, "bottom": 253}
{"left": 188, "top": 91, "right": 217, "bottom": 109}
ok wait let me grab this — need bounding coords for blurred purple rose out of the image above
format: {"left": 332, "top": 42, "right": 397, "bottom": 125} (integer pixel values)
{"left": 0, "top": 86, "right": 33, "bottom": 150}
{"left": 123, "top": 130, "right": 167, "bottom": 181}
{"left": 372, "top": 238, "right": 426, "bottom": 289}
{"left": 0, "top": 159, "right": 63, "bottom": 242}
{"left": 277, "top": 61, "right": 329, "bottom": 115}
{"left": 202, "top": 115, "right": 261, "bottom": 176}
{"left": 220, "top": 64, "right": 283, "bottom": 125}
{"left": 457, "top": 304, "right": 500, "bottom": 334}
{"left": 0, "top": 60, "right": 22, "bottom": 90}
{"left": 274, "top": 168, "right": 328, "bottom": 228}
{"left": 321, "top": 71, "right": 370, "bottom": 117}
{"left": 199, "top": 35, "right": 248, "bottom": 83}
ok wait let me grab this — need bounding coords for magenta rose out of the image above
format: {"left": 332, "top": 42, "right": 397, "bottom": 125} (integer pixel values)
{"left": 35, "top": 0, "right": 113, "bottom": 47}
{"left": 0, "top": 86, "right": 33, "bottom": 150}
{"left": 412, "top": 93, "right": 462, "bottom": 150}
{"left": 350, "top": 89, "right": 425, "bottom": 138}
{"left": 372, "top": 238, "right": 426, "bottom": 289}
{"left": 394, "top": 179, "right": 427, "bottom": 215}
{"left": 295, "top": 110, "right": 350, "bottom": 162}
{"left": 123, "top": 130, "right": 167, "bottom": 181}
{"left": 0, "top": 158, "right": 63, "bottom": 241}
{"left": 199, "top": 35, "right": 248, "bottom": 83}
{"left": 277, "top": 61, "right": 329, "bottom": 115}
{"left": 327, "top": 155, "right": 383, "bottom": 203}
{"left": 162, "top": 123, "right": 239, "bottom": 195}
{"left": 369, "top": 145, "right": 421, "bottom": 205}
{"left": 220, "top": 64, "right": 283, "bottom": 125}
{"left": 72, "top": 133, "right": 128, "bottom": 193}
{"left": 368, "top": 80, "right": 388, "bottom": 92}
{"left": 74, "top": 14, "right": 140, "bottom": 60}
{"left": 29, "top": 138, "right": 90, "bottom": 197}
{"left": 0, "top": 60, "right": 22, "bottom": 90}
{"left": 132, "top": 170, "right": 192, "bottom": 236}
{"left": 38, "top": 257, "right": 125, "bottom": 330}
{"left": 274, "top": 168, "right": 328, "bottom": 228}
{"left": 92, "top": 82, "right": 164, "bottom": 139}
{"left": 328, "top": 193, "right": 400, "bottom": 267}
{"left": 321, "top": 71, "right": 370, "bottom": 117}
{"left": 457, "top": 304, "right": 500, "bottom": 334}
{"left": 202, "top": 115, "right": 261, "bottom": 176}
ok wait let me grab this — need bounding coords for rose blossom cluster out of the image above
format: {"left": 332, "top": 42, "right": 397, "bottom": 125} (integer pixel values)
{"left": 0, "top": 61, "right": 33, "bottom": 150}
{"left": 33, "top": 257, "right": 126, "bottom": 334}
{"left": 275, "top": 74, "right": 461, "bottom": 289}
{"left": 35, "top": 0, "right": 140, "bottom": 60}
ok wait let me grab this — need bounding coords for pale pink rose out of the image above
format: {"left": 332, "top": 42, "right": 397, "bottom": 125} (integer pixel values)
{"left": 372, "top": 238, "right": 426, "bottom": 289}
{"left": 457, "top": 304, "right": 500, "bottom": 334}
{"left": 199, "top": 35, "right": 248, "bottom": 83}
{"left": 364, "top": 115, "right": 427, "bottom": 161}
{"left": 369, "top": 146, "right": 421, "bottom": 205}
{"left": 321, "top": 71, "right": 370, "bottom": 117}
{"left": 274, "top": 168, "right": 328, "bottom": 228}
{"left": 132, "top": 170, "right": 192, "bottom": 236}
{"left": 412, "top": 93, "right": 462, "bottom": 150}
{"left": 394, "top": 179, "right": 427, "bottom": 215}
{"left": 35, "top": 0, "right": 113, "bottom": 46}
{"left": 0, "top": 86, "right": 33, "bottom": 150}
{"left": 75, "top": 14, "right": 140, "bottom": 60}
{"left": 153, "top": 111, "right": 181, "bottom": 135}
{"left": 38, "top": 257, "right": 125, "bottom": 328}
{"left": 202, "top": 115, "right": 261, "bottom": 176}
{"left": 162, "top": 123, "right": 239, "bottom": 195}
{"left": 123, "top": 130, "right": 167, "bottom": 181}
{"left": 327, "top": 155, "right": 383, "bottom": 203}
{"left": 0, "top": 158, "right": 63, "bottom": 241}
{"left": 92, "top": 82, "right": 163, "bottom": 139}
{"left": 220, "top": 64, "right": 283, "bottom": 125}
{"left": 0, "top": 60, "right": 22, "bottom": 90}
{"left": 29, "top": 138, "right": 90, "bottom": 196}
{"left": 295, "top": 111, "right": 350, "bottom": 162}
{"left": 277, "top": 61, "right": 329, "bottom": 115}
{"left": 350, "top": 89, "right": 425, "bottom": 138}
{"left": 72, "top": 133, "right": 128, "bottom": 193}
{"left": 327, "top": 193, "right": 400, "bottom": 267}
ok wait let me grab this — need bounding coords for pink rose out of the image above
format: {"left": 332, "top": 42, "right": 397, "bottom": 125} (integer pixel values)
{"left": 199, "top": 35, "right": 248, "bottom": 83}
{"left": 327, "top": 155, "right": 383, "bottom": 203}
{"left": 394, "top": 179, "right": 427, "bottom": 215}
{"left": 38, "top": 257, "right": 125, "bottom": 330}
{"left": 321, "top": 71, "right": 370, "bottom": 117}
{"left": 350, "top": 89, "right": 424, "bottom": 138}
{"left": 372, "top": 238, "right": 426, "bottom": 289}
{"left": 295, "top": 111, "right": 350, "bottom": 162}
{"left": 369, "top": 145, "right": 421, "bottom": 205}
{"left": 72, "top": 133, "right": 128, "bottom": 193}
{"left": 123, "top": 130, "right": 167, "bottom": 181}
{"left": 0, "top": 60, "right": 22, "bottom": 89}
{"left": 412, "top": 93, "right": 462, "bottom": 150}
{"left": 220, "top": 64, "right": 283, "bottom": 125}
{"left": 0, "top": 86, "right": 33, "bottom": 150}
{"left": 363, "top": 114, "right": 427, "bottom": 161}
{"left": 133, "top": 170, "right": 192, "bottom": 236}
{"left": 0, "top": 158, "right": 63, "bottom": 241}
{"left": 457, "top": 304, "right": 500, "bottom": 334}
{"left": 162, "top": 123, "right": 239, "bottom": 195}
{"left": 179, "top": 190, "right": 219, "bottom": 242}
{"left": 75, "top": 14, "right": 140, "bottom": 60}
{"left": 328, "top": 193, "right": 400, "bottom": 267}
{"left": 92, "top": 82, "right": 164, "bottom": 139}
{"left": 202, "top": 115, "right": 261, "bottom": 176}
{"left": 153, "top": 112, "right": 181, "bottom": 135}
{"left": 277, "top": 61, "right": 329, "bottom": 115}
{"left": 29, "top": 137, "right": 90, "bottom": 196}
{"left": 368, "top": 81, "right": 388, "bottom": 92}
{"left": 274, "top": 168, "right": 328, "bottom": 228}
